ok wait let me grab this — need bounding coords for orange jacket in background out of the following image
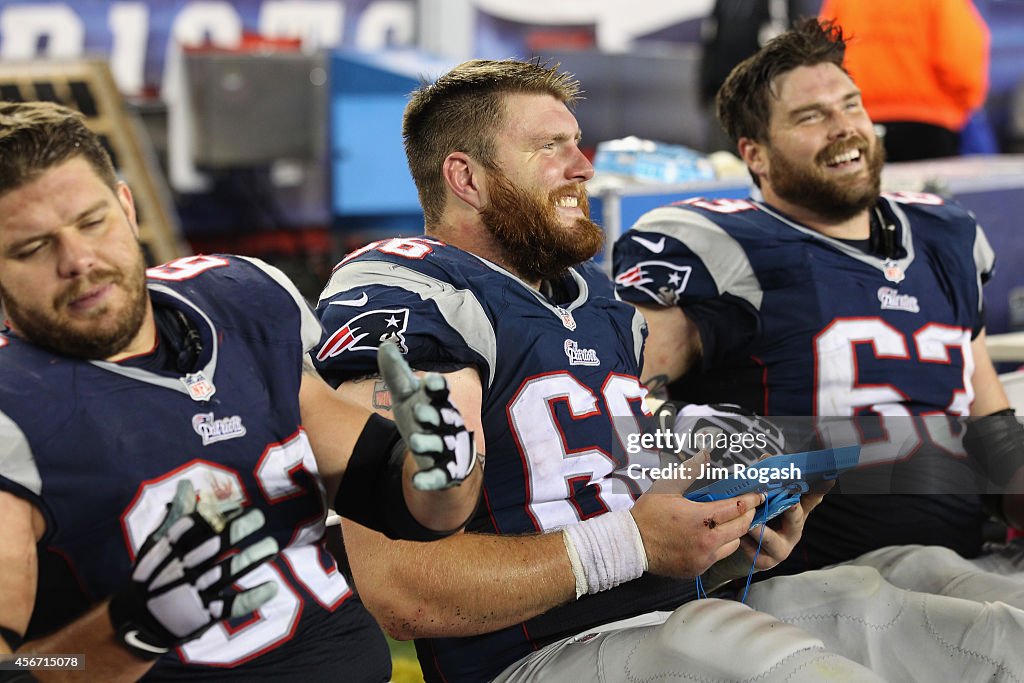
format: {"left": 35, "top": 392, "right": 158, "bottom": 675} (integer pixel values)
{"left": 819, "top": 0, "right": 990, "bottom": 131}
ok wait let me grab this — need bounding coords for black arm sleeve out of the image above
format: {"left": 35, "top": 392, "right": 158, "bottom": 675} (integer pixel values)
{"left": 0, "top": 626, "right": 22, "bottom": 651}
{"left": 964, "top": 408, "right": 1024, "bottom": 487}
{"left": 333, "top": 413, "right": 456, "bottom": 542}
{"left": 684, "top": 294, "right": 761, "bottom": 371}
{"left": 964, "top": 408, "right": 1024, "bottom": 526}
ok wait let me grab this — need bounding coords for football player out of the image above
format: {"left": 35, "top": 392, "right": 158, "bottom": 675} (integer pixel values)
{"left": 313, "top": 59, "right": 862, "bottom": 683}
{"left": 0, "top": 101, "right": 480, "bottom": 681}
{"left": 613, "top": 17, "right": 1024, "bottom": 671}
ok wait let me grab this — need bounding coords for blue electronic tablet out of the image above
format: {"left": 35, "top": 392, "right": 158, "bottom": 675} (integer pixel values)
{"left": 684, "top": 445, "right": 861, "bottom": 527}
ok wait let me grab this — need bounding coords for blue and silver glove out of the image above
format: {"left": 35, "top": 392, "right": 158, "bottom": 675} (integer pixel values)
{"left": 108, "top": 479, "right": 279, "bottom": 660}
{"left": 656, "top": 401, "right": 786, "bottom": 467}
{"left": 377, "top": 340, "right": 477, "bottom": 490}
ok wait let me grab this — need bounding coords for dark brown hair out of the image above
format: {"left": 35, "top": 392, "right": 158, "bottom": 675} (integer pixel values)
{"left": 716, "top": 18, "right": 849, "bottom": 145}
{"left": 0, "top": 101, "right": 117, "bottom": 197}
{"left": 403, "top": 59, "right": 582, "bottom": 226}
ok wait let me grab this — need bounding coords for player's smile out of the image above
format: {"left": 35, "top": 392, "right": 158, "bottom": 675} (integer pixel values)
{"left": 555, "top": 195, "right": 579, "bottom": 209}
{"left": 552, "top": 185, "right": 588, "bottom": 223}
{"left": 554, "top": 193, "right": 580, "bottom": 219}
{"left": 821, "top": 146, "right": 864, "bottom": 172}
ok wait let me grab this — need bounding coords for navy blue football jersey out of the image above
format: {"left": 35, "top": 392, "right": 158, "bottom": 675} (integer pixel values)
{"left": 0, "top": 255, "right": 389, "bottom": 682}
{"left": 614, "top": 193, "right": 997, "bottom": 567}
{"left": 315, "top": 237, "right": 693, "bottom": 683}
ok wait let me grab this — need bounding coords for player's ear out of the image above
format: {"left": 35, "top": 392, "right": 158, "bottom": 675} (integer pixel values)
{"left": 738, "top": 137, "right": 768, "bottom": 181}
{"left": 442, "top": 152, "right": 486, "bottom": 211}
{"left": 115, "top": 181, "right": 140, "bottom": 239}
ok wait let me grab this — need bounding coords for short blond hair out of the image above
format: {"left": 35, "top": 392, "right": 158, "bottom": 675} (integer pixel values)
{"left": 403, "top": 59, "right": 582, "bottom": 226}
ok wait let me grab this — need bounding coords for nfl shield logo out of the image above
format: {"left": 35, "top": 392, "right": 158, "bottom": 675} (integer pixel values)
{"left": 555, "top": 306, "right": 577, "bottom": 331}
{"left": 181, "top": 371, "right": 216, "bottom": 401}
{"left": 883, "top": 261, "right": 905, "bottom": 284}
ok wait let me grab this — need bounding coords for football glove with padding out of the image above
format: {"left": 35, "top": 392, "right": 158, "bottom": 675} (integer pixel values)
{"left": 655, "top": 401, "right": 786, "bottom": 467}
{"left": 108, "top": 479, "right": 279, "bottom": 660}
{"left": 378, "top": 340, "right": 477, "bottom": 490}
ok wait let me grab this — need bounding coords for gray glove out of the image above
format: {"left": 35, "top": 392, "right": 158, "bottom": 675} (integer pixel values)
{"left": 109, "top": 479, "right": 279, "bottom": 659}
{"left": 377, "top": 340, "right": 477, "bottom": 490}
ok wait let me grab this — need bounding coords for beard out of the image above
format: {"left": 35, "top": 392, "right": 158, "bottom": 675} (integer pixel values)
{"left": 1, "top": 253, "right": 148, "bottom": 360}
{"left": 480, "top": 169, "right": 605, "bottom": 283}
{"left": 768, "top": 134, "right": 885, "bottom": 222}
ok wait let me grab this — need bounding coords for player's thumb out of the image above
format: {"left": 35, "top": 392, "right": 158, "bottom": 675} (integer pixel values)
{"left": 377, "top": 340, "right": 419, "bottom": 399}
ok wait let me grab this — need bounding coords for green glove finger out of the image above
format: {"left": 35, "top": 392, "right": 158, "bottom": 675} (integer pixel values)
{"left": 225, "top": 508, "right": 268, "bottom": 545}
{"left": 228, "top": 536, "right": 279, "bottom": 576}
{"left": 409, "top": 433, "right": 443, "bottom": 457}
{"left": 412, "top": 468, "right": 448, "bottom": 491}
{"left": 227, "top": 581, "right": 279, "bottom": 620}
{"left": 154, "top": 479, "right": 197, "bottom": 539}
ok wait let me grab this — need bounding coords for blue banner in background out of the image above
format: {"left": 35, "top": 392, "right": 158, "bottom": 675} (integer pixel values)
{"left": 0, "top": 0, "right": 411, "bottom": 95}
{"left": 3, "top": 1, "right": 1021, "bottom": 104}
{"left": 0, "top": 1, "right": 724, "bottom": 96}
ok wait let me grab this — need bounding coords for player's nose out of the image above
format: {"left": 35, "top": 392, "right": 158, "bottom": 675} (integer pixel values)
{"left": 55, "top": 231, "right": 99, "bottom": 279}
{"left": 566, "top": 143, "right": 594, "bottom": 182}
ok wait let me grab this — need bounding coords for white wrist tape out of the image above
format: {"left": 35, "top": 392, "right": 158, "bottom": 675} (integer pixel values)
{"left": 561, "top": 509, "right": 649, "bottom": 598}
{"left": 562, "top": 531, "right": 589, "bottom": 600}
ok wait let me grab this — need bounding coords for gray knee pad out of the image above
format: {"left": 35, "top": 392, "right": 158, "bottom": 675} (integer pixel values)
{"left": 621, "top": 598, "right": 883, "bottom": 682}
{"left": 747, "top": 564, "right": 1024, "bottom": 681}
{"left": 852, "top": 544, "right": 1024, "bottom": 609}
{"left": 850, "top": 544, "right": 974, "bottom": 592}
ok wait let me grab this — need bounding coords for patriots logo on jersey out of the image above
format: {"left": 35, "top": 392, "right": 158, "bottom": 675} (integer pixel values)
{"left": 877, "top": 287, "right": 920, "bottom": 313}
{"left": 614, "top": 260, "right": 692, "bottom": 306}
{"left": 192, "top": 412, "right": 247, "bottom": 446}
{"left": 316, "top": 308, "right": 410, "bottom": 360}
{"left": 564, "top": 339, "right": 600, "bottom": 366}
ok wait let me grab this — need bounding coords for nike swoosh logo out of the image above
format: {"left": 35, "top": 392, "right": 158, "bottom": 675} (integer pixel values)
{"left": 631, "top": 235, "right": 666, "bottom": 253}
{"left": 328, "top": 293, "right": 368, "bottom": 307}
{"left": 123, "top": 629, "right": 170, "bottom": 655}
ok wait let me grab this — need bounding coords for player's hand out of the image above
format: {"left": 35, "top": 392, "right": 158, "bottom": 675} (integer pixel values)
{"left": 733, "top": 478, "right": 835, "bottom": 574}
{"left": 657, "top": 402, "right": 786, "bottom": 467}
{"left": 629, "top": 452, "right": 763, "bottom": 578}
{"left": 377, "top": 340, "right": 477, "bottom": 491}
{"left": 109, "top": 479, "right": 279, "bottom": 659}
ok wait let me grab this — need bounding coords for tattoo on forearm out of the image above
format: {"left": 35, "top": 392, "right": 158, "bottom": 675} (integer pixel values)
{"left": 372, "top": 380, "right": 393, "bottom": 411}
{"left": 645, "top": 374, "right": 670, "bottom": 397}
